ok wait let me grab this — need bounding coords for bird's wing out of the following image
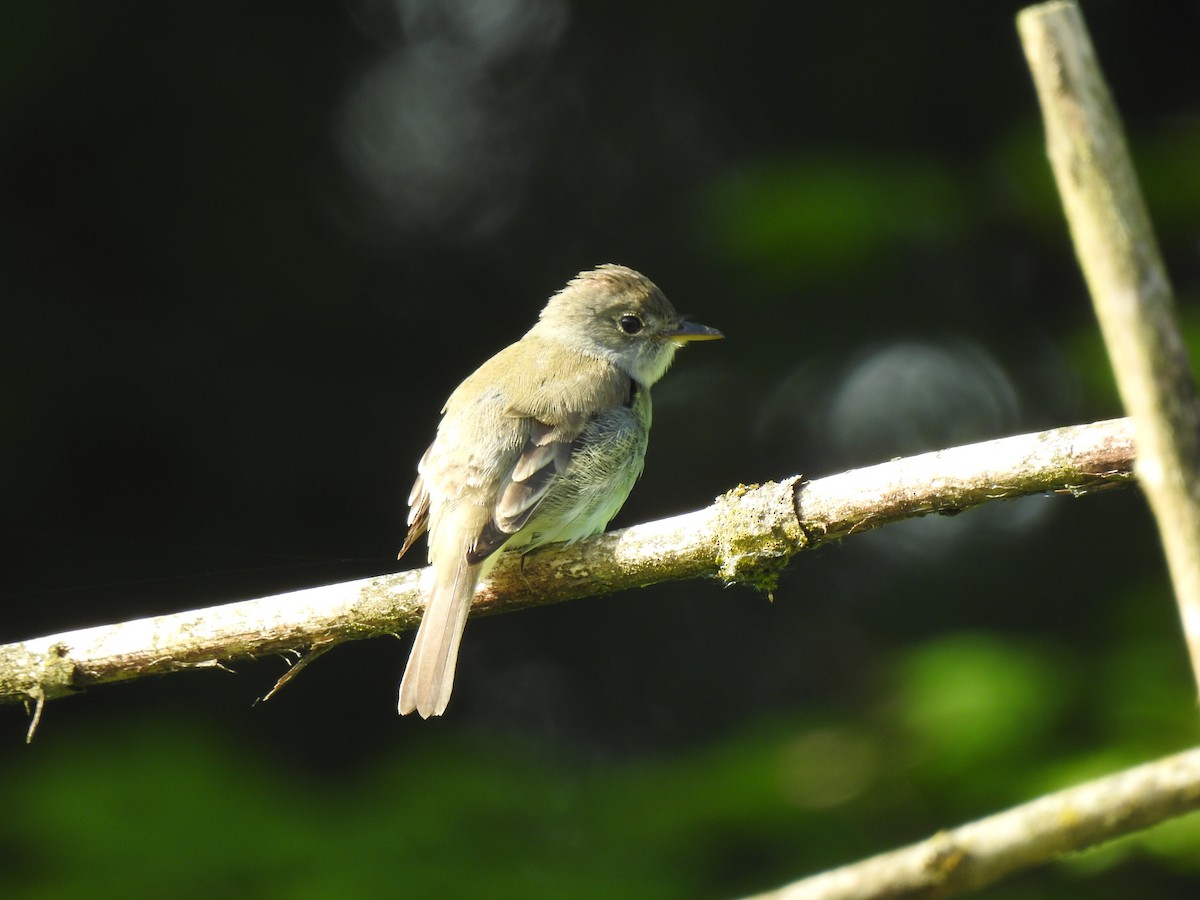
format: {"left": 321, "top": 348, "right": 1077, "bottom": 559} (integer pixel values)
{"left": 397, "top": 444, "right": 432, "bottom": 561}
{"left": 417, "top": 341, "right": 633, "bottom": 567}
{"left": 466, "top": 367, "right": 635, "bottom": 566}
{"left": 461, "top": 419, "right": 576, "bottom": 564}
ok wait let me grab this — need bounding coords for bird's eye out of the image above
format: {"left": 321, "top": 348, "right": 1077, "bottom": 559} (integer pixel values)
{"left": 618, "top": 314, "right": 644, "bottom": 335}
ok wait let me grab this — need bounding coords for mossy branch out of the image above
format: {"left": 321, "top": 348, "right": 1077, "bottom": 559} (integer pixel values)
{"left": 1, "top": 417, "right": 1134, "bottom": 736}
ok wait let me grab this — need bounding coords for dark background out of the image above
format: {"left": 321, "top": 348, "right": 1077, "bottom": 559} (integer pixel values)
{"left": 3, "top": 1, "right": 1200, "bottom": 896}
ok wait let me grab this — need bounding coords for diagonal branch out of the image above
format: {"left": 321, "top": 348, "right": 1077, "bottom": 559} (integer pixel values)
{"left": 1019, "top": 1, "right": 1200, "bottom": 693}
{"left": 1, "top": 417, "right": 1134, "bottom": 727}
{"left": 744, "top": 744, "right": 1200, "bottom": 900}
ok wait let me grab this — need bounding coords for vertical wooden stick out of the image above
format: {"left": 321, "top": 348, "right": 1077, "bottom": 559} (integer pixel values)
{"left": 1018, "top": 1, "right": 1200, "bottom": 697}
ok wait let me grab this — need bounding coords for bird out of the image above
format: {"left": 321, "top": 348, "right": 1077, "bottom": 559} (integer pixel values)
{"left": 396, "top": 264, "right": 722, "bottom": 717}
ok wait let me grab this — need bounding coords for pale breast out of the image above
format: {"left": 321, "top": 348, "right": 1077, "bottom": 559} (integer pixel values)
{"left": 511, "top": 385, "right": 652, "bottom": 549}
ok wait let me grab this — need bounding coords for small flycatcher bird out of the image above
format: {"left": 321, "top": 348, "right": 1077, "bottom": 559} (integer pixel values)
{"left": 396, "top": 264, "right": 722, "bottom": 717}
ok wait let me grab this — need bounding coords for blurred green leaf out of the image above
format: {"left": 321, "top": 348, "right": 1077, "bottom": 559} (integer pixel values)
{"left": 702, "top": 154, "right": 967, "bottom": 283}
{"left": 894, "top": 633, "right": 1071, "bottom": 775}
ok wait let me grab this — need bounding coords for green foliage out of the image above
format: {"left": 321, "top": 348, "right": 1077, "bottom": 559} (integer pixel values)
{"left": 702, "top": 155, "right": 967, "bottom": 284}
{"left": 895, "top": 633, "right": 1070, "bottom": 779}
{"left": 6, "top": 621, "right": 1199, "bottom": 899}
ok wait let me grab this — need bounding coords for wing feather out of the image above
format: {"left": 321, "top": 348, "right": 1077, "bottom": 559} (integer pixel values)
{"left": 397, "top": 445, "right": 432, "bottom": 560}
{"left": 408, "top": 344, "right": 634, "bottom": 568}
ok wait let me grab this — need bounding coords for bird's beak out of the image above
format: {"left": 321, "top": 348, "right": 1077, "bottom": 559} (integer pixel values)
{"left": 667, "top": 320, "right": 724, "bottom": 344}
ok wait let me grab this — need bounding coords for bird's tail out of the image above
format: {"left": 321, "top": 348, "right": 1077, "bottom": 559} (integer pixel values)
{"left": 398, "top": 552, "right": 485, "bottom": 718}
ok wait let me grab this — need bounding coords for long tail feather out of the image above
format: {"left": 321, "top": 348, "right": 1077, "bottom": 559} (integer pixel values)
{"left": 398, "top": 554, "right": 483, "bottom": 718}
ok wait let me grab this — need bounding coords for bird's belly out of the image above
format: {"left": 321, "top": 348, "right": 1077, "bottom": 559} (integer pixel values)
{"left": 515, "top": 410, "right": 649, "bottom": 549}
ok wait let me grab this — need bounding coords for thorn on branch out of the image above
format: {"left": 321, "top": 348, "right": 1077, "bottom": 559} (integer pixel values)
{"left": 259, "top": 643, "right": 336, "bottom": 703}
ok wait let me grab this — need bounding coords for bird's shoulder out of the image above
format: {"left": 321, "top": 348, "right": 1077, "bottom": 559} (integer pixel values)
{"left": 447, "top": 333, "right": 634, "bottom": 434}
